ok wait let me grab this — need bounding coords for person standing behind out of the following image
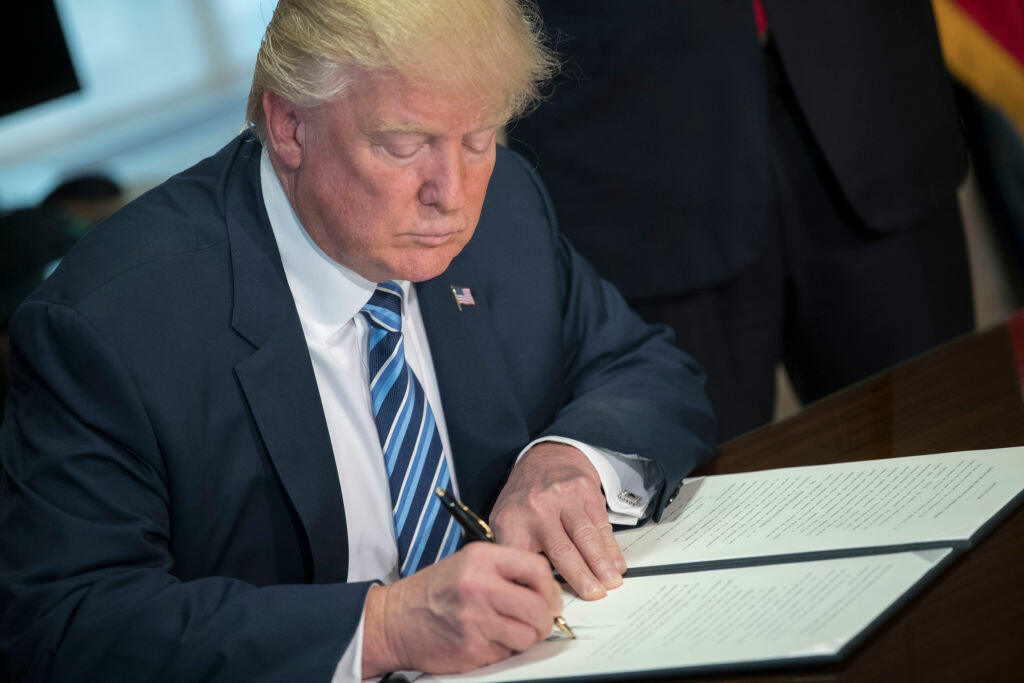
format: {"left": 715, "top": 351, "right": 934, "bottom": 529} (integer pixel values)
{"left": 510, "top": 0, "right": 974, "bottom": 440}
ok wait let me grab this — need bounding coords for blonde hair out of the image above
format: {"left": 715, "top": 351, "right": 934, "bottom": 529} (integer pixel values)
{"left": 245, "top": 0, "right": 557, "bottom": 143}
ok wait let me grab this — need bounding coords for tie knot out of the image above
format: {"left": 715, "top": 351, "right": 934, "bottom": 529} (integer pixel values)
{"left": 361, "top": 281, "right": 403, "bottom": 332}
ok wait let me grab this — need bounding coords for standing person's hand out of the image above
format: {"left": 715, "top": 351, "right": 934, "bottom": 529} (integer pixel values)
{"left": 489, "top": 442, "right": 627, "bottom": 600}
{"left": 360, "top": 542, "right": 563, "bottom": 676}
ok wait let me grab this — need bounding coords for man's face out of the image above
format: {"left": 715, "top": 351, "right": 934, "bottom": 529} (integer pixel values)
{"left": 286, "top": 74, "right": 500, "bottom": 283}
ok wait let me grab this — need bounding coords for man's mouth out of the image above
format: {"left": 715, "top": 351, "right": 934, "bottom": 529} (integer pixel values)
{"left": 407, "top": 230, "right": 458, "bottom": 246}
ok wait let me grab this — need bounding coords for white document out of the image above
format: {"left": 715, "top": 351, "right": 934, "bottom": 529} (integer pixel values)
{"left": 422, "top": 549, "right": 951, "bottom": 682}
{"left": 617, "top": 446, "right": 1024, "bottom": 569}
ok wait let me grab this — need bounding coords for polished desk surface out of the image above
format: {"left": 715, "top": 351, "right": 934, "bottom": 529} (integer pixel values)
{"left": 647, "top": 313, "right": 1024, "bottom": 682}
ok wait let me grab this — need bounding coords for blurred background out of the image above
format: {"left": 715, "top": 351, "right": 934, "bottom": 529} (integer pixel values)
{"left": 0, "top": 0, "right": 276, "bottom": 210}
{"left": 0, "top": 0, "right": 1022, "bottom": 421}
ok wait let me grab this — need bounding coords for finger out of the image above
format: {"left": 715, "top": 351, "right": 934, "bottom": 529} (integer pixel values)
{"left": 602, "top": 521, "right": 627, "bottom": 574}
{"left": 491, "top": 546, "right": 564, "bottom": 614}
{"left": 593, "top": 509, "right": 627, "bottom": 574}
{"left": 481, "top": 613, "right": 542, "bottom": 655}
{"left": 465, "top": 641, "right": 513, "bottom": 673}
{"left": 538, "top": 526, "right": 606, "bottom": 600}
{"left": 488, "top": 582, "right": 558, "bottom": 642}
{"left": 562, "top": 503, "right": 623, "bottom": 590}
{"left": 493, "top": 522, "right": 539, "bottom": 553}
{"left": 583, "top": 493, "right": 626, "bottom": 575}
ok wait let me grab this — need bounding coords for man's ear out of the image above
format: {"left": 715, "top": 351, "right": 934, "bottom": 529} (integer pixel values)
{"left": 263, "top": 91, "right": 305, "bottom": 170}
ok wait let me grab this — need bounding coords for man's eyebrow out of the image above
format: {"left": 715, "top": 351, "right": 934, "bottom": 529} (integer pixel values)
{"left": 358, "top": 115, "right": 435, "bottom": 137}
{"left": 363, "top": 119, "right": 502, "bottom": 138}
{"left": 367, "top": 121, "right": 433, "bottom": 136}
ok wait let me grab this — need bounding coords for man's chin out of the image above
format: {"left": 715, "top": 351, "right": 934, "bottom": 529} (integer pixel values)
{"left": 384, "top": 246, "right": 465, "bottom": 283}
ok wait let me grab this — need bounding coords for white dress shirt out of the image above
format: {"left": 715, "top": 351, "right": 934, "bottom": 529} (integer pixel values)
{"left": 259, "top": 150, "right": 657, "bottom": 681}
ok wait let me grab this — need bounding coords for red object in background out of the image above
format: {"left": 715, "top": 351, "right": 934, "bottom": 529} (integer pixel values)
{"left": 753, "top": 0, "right": 768, "bottom": 36}
{"left": 955, "top": 0, "right": 1024, "bottom": 66}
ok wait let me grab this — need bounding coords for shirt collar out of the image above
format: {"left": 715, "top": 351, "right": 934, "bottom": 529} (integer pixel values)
{"left": 261, "top": 147, "right": 386, "bottom": 345}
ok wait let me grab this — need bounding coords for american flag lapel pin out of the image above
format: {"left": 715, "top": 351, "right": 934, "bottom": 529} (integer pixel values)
{"left": 450, "top": 285, "right": 476, "bottom": 311}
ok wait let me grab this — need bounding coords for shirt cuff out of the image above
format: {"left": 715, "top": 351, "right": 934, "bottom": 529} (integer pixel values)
{"left": 515, "top": 437, "right": 658, "bottom": 525}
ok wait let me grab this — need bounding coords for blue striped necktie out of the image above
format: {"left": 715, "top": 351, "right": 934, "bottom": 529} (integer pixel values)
{"left": 361, "top": 281, "right": 461, "bottom": 576}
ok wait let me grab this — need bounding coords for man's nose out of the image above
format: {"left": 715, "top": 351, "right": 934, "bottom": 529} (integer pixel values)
{"left": 418, "top": 146, "right": 467, "bottom": 213}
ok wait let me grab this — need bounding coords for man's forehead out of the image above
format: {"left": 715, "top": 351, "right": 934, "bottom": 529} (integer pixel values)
{"left": 346, "top": 73, "right": 504, "bottom": 136}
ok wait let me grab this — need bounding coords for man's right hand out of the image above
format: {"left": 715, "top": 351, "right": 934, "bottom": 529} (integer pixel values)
{"left": 360, "top": 542, "right": 564, "bottom": 677}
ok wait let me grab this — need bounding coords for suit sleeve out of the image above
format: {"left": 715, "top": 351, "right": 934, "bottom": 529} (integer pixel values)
{"left": 0, "top": 301, "right": 367, "bottom": 682}
{"left": 514, "top": 157, "right": 718, "bottom": 519}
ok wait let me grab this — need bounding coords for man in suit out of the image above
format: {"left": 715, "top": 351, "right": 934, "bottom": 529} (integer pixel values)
{"left": 0, "top": 1, "right": 715, "bottom": 680}
{"left": 510, "top": 0, "right": 974, "bottom": 440}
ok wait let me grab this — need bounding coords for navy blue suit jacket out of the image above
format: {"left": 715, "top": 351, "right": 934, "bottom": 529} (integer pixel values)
{"left": 0, "top": 134, "right": 715, "bottom": 682}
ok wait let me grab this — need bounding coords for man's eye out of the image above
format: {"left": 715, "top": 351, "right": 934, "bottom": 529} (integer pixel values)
{"left": 385, "top": 144, "right": 421, "bottom": 159}
{"left": 464, "top": 130, "right": 496, "bottom": 154}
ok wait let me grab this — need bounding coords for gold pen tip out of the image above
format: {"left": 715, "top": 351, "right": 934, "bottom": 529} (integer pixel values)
{"left": 555, "top": 616, "right": 576, "bottom": 639}
{"left": 435, "top": 487, "right": 446, "bottom": 497}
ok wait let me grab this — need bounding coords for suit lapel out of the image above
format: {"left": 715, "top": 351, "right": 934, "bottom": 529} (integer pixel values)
{"left": 417, "top": 261, "right": 530, "bottom": 514}
{"left": 226, "top": 143, "right": 348, "bottom": 583}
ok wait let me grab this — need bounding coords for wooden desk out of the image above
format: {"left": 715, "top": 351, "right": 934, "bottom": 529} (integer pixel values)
{"left": 651, "top": 313, "right": 1024, "bottom": 682}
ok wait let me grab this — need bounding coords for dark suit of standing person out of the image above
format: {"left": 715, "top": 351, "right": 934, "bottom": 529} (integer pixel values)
{"left": 509, "top": 0, "right": 974, "bottom": 441}
{"left": 0, "top": 1, "right": 716, "bottom": 680}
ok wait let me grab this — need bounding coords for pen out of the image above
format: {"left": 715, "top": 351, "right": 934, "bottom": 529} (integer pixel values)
{"left": 434, "top": 487, "right": 576, "bottom": 639}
